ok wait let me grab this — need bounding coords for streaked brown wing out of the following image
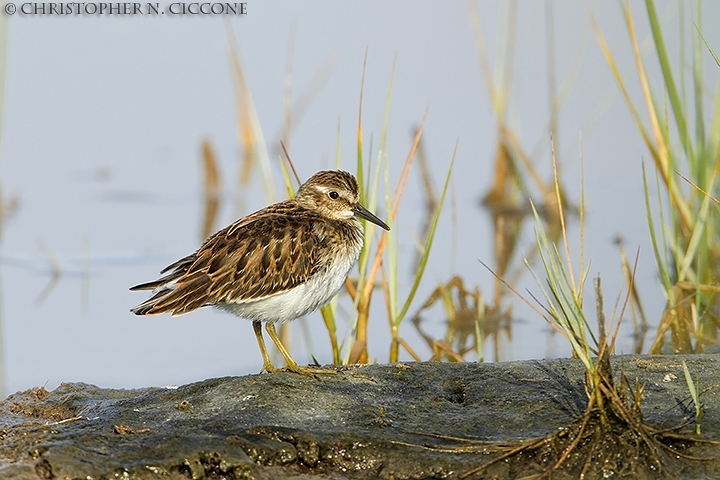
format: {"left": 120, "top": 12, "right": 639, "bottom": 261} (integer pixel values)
{"left": 131, "top": 205, "right": 327, "bottom": 316}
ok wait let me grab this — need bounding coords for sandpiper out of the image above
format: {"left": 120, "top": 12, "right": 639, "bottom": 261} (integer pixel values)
{"left": 130, "top": 170, "right": 390, "bottom": 375}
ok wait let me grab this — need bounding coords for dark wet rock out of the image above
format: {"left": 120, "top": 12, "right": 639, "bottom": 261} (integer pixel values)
{"left": 0, "top": 355, "right": 718, "bottom": 479}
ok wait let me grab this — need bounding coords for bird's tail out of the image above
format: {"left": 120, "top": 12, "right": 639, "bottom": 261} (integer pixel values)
{"left": 130, "top": 254, "right": 205, "bottom": 316}
{"left": 130, "top": 290, "right": 173, "bottom": 316}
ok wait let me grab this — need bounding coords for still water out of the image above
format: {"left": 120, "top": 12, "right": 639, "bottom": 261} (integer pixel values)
{"left": 0, "top": 2, "right": 715, "bottom": 397}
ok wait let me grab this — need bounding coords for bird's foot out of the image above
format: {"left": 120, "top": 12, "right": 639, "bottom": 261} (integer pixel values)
{"left": 259, "top": 360, "right": 336, "bottom": 376}
{"left": 259, "top": 361, "right": 282, "bottom": 374}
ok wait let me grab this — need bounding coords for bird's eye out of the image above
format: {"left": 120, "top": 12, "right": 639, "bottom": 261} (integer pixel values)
{"left": 328, "top": 191, "right": 339, "bottom": 199}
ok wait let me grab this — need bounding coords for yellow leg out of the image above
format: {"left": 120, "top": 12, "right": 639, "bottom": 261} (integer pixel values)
{"left": 253, "top": 320, "right": 278, "bottom": 373}
{"left": 265, "top": 322, "right": 335, "bottom": 376}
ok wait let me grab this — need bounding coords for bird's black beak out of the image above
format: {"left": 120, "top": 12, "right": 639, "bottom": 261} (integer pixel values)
{"left": 354, "top": 203, "right": 391, "bottom": 231}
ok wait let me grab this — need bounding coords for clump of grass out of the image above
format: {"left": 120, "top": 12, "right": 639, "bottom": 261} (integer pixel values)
{"left": 593, "top": 1, "right": 720, "bottom": 354}
{"left": 383, "top": 141, "right": 455, "bottom": 363}
{"left": 407, "top": 0, "right": 583, "bottom": 366}
{"left": 449, "top": 0, "right": 582, "bottom": 363}
{"left": 462, "top": 145, "right": 718, "bottom": 479}
{"left": 307, "top": 53, "right": 456, "bottom": 366}
{"left": 227, "top": 38, "right": 453, "bottom": 366}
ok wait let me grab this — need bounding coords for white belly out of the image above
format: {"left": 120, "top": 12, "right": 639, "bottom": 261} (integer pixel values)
{"left": 217, "top": 250, "right": 357, "bottom": 323}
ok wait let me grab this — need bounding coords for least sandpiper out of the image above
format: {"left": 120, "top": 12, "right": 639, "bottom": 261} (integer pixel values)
{"left": 130, "top": 170, "right": 390, "bottom": 375}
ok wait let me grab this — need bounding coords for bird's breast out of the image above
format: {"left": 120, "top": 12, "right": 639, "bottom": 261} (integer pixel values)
{"left": 217, "top": 221, "right": 364, "bottom": 324}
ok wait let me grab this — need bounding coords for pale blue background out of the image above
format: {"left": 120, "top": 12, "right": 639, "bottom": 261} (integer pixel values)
{"left": 0, "top": 1, "right": 716, "bottom": 397}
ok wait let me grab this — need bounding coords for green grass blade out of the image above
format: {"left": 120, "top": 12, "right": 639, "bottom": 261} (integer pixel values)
{"left": 594, "top": 6, "right": 661, "bottom": 170}
{"left": 388, "top": 218, "right": 398, "bottom": 320}
{"left": 279, "top": 159, "right": 295, "bottom": 200}
{"left": 528, "top": 202, "right": 594, "bottom": 371}
{"left": 645, "top": 0, "right": 694, "bottom": 160}
{"left": 711, "top": 83, "right": 720, "bottom": 172}
{"left": 642, "top": 162, "right": 673, "bottom": 293}
{"left": 357, "top": 59, "right": 394, "bottom": 281}
{"left": 393, "top": 141, "right": 456, "bottom": 325}
{"left": 320, "top": 301, "right": 340, "bottom": 364}
{"left": 682, "top": 359, "right": 702, "bottom": 434}
{"left": 695, "top": 23, "right": 720, "bottom": 68}
{"left": 692, "top": 6, "right": 705, "bottom": 162}
{"left": 356, "top": 52, "right": 368, "bottom": 206}
{"left": 677, "top": 189, "right": 712, "bottom": 281}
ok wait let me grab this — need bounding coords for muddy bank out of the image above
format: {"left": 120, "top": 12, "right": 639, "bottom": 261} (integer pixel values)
{"left": 0, "top": 355, "right": 718, "bottom": 479}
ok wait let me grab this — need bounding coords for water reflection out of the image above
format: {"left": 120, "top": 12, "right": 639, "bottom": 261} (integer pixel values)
{"left": 200, "top": 139, "right": 222, "bottom": 242}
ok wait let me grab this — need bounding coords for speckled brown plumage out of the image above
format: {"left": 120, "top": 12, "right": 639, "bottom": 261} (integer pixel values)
{"left": 130, "top": 170, "right": 390, "bottom": 374}
{"left": 131, "top": 203, "right": 358, "bottom": 315}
